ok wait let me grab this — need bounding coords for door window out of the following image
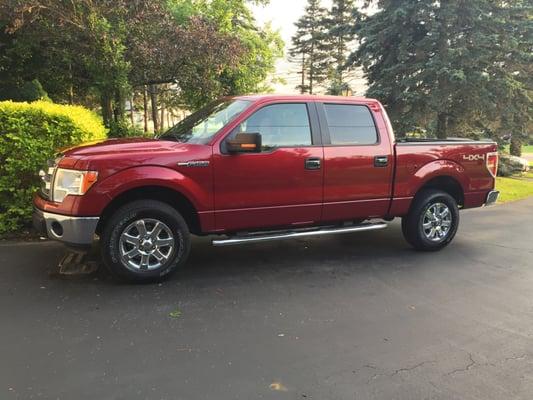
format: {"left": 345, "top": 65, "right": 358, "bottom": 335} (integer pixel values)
{"left": 323, "top": 104, "right": 378, "bottom": 145}
{"left": 232, "top": 103, "right": 312, "bottom": 149}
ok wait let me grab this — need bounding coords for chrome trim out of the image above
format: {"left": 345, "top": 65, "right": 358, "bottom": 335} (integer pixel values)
{"left": 484, "top": 190, "right": 499, "bottom": 206}
{"left": 39, "top": 158, "right": 59, "bottom": 200}
{"left": 212, "top": 222, "right": 388, "bottom": 246}
{"left": 396, "top": 140, "right": 496, "bottom": 146}
{"left": 34, "top": 208, "right": 99, "bottom": 246}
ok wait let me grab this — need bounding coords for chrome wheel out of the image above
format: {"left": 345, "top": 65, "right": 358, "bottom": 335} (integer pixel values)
{"left": 119, "top": 218, "right": 175, "bottom": 271}
{"left": 422, "top": 202, "right": 452, "bottom": 242}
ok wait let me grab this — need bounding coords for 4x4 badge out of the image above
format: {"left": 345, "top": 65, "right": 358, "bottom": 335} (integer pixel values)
{"left": 463, "top": 154, "right": 485, "bottom": 161}
{"left": 177, "top": 160, "right": 210, "bottom": 167}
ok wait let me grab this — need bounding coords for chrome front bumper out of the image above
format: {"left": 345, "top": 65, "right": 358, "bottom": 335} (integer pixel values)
{"left": 485, "top": 190, "right": 500, "bottom": 206}
{"left": 33, "top": 208, "right": 99, "bottom": 246}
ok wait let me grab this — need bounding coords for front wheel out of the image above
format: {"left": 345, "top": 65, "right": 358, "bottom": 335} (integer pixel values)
{"left": 402, "top": 189, "right": 459, "bottom": 251}
{"left": 101, "top": 200, "right": 191, "bottom": 282}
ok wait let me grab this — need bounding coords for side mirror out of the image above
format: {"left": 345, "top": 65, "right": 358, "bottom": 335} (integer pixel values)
{"left": 226, "top": 133, "right": 262, "bottom": 153}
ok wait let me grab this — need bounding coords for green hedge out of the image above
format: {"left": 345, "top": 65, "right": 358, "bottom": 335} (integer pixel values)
{"left": 0, "top": 101, "right": 107, "bottom": 234}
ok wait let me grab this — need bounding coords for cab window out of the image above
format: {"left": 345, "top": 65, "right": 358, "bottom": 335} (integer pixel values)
{"left": 323, "top": 104, "right": 378, "bottom": 145}
{"left": 232, "top": 103, "right": 312, "bottom": 149}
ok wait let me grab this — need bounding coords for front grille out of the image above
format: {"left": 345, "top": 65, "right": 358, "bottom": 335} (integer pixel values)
{"left": 39, "top": 157, "right": 59, "bottom": 200}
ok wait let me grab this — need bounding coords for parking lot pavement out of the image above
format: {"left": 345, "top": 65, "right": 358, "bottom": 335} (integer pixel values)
{"left": 1, "top": 198, "right": 532, "bottom": 400}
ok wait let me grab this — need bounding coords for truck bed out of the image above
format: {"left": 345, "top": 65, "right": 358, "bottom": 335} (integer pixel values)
{"left": 390, "top": 139, "right": 498, "bottom": 215}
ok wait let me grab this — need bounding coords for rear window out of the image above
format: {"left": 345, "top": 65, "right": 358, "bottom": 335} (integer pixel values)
{"left": 323, "top": 104, "right": 378, "bottom": 145}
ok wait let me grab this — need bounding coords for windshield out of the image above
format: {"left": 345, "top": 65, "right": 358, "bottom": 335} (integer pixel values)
{"left": 159, "top": 99, "right": 251, "bottom": 144}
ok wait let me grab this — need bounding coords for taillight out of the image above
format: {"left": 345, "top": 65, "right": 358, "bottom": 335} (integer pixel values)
{"left": 486, "top": 152, "right": 498, "bottom": 177}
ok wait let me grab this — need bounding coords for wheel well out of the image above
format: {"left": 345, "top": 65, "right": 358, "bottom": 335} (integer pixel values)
{"left": 96, "top": 186, "right": 201, "bottom": 235}
{"left": 417, "top": 176, "right": 464, "bottom": 206}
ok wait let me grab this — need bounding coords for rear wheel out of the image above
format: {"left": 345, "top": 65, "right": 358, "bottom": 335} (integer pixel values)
{"left": 101, "top": 200, "right": 191, "bottom": 282}
{"left": 402, "top": 189, "right": 459, "bottom": 251}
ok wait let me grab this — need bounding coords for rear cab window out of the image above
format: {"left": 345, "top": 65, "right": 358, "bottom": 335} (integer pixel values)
{"left": 322, "top": 103, "right": 378, "bottom": 145}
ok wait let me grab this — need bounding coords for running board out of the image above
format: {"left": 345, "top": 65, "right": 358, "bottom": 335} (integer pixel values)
{"left": 212, "top": 222, "right": 388, "bottom": 247}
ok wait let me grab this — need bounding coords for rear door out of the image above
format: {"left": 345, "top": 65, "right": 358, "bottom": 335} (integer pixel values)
{"left": 212, "top": 102, "right": 324, "bottom": 232}
{"left": 317, "top": 102, "right": 394, "bottom": 221}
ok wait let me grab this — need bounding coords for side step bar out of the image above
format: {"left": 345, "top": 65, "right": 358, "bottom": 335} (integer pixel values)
{"left": 212, "top": 222, "right": 388, "bottom": 247}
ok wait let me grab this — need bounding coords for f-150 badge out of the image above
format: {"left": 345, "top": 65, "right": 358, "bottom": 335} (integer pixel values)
{"left": 177, "top": 160, "right": 210, "bottom": 167}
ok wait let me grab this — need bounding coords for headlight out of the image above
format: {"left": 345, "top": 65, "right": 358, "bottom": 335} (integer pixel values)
{"left": 53, "top": 169, "right": 98, "bottom": 203}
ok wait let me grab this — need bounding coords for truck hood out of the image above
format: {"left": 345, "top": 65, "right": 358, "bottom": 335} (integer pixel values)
{"left": 59, "top": 137, "right": 212, "bottom": 175}
{"left": 61, "top": 137, "right": 179, "bottom": 157}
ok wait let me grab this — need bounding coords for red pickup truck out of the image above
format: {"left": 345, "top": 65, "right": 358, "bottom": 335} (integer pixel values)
{"left": 33, "top": 95, "right": 499, "bottom": 282}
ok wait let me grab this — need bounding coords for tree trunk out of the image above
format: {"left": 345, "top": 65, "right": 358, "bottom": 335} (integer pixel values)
{"left": 113, "top": 89, "right": 124, "bottom": 123}
{"left": 300, "top": 53, "right": 306, "bottom": 94}
{"left": 510, "top": 135, "right": 522, "bottom": 157}
{"left": 130, "top": 96, "right": 135, "bottom": 126}
{"left": 143, "top": 86, "right": 148, "bottom": 133}
{"left": 149, "top": 84, "right": 159, "bottom": 133}
{"left": 160, "top": 102, "right": 165, "bottom": 131}
{"left": 309, "top": 42, "right": 314, "bottom": 95}
{"left": 68, "top": 62, "right": 74, "bottom": 105}
{"left": 436, "top": 112, "right": 448, "bottom": 139}
{"left": 101, "top": 93, "right": 113, "bottom": 128}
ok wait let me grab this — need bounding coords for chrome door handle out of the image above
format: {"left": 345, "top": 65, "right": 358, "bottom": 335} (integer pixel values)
{"left": 305, "top": 157, "right": 321, "bottom": 170}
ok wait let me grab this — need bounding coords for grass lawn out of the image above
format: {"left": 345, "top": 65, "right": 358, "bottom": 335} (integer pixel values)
{"left": 496, "top": 171, "right": 533, "bottom": 203}
{"left": 503, "top": 144, "right": 533, "bottom": 154}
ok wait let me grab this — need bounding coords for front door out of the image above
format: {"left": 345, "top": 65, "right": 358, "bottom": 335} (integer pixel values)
{"left": 213, "top": 102, "right": 324, "bottom": 232}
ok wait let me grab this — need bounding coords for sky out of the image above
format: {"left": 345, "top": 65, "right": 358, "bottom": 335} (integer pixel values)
{"left": 250, "top": 0, "right": 368, "bottom": 95}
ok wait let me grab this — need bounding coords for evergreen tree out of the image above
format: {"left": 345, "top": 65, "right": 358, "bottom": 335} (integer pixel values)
{"left": 322, "top": 0, "right": 358, "bottom": 95}
{"left": 289, "top": 0, "right": 329, "bottom": 94}
{"left": 351, "top": 0, "right": 532, "bottom": 140}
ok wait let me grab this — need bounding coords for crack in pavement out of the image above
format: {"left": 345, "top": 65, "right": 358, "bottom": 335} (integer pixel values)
{"left": 365, "top": 353, "right": 529, "bottom": 385}
{"left": 364, "top": 361, "right": 434, "bottom": 384}
{"left": 390, "top": 360, "right": 435, "bottom": 376}
{"left": 444, "top": 353, "right": 478, "bottom": 376}
{"left": 444, "top": 353, "right": 530, "bottom": 377}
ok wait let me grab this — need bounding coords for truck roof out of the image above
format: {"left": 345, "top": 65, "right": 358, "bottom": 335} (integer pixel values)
{"left": 234, "top": 94, "right": 378, "bottom": 104}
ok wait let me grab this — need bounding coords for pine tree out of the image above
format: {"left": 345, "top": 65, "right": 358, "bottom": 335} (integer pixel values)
{"left": 289, "top": 0, "right": 329, "bottom": 94}
{"left": 322, "top": 0, "right": 358, "bottom": 95}
{"left": 351, "top": 0, "right": 532, "bottom": 140}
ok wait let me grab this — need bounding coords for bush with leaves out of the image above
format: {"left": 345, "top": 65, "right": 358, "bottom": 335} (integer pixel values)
{"left": 108, "top": 119, "right": 144, "bottom": 138}
{"left": 0, "top": 101, "right": 107, "bottom": 234}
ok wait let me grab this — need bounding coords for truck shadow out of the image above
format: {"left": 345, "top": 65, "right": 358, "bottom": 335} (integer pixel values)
{"left": 44, "top": 221, "right": 439, "bottom": 286}
{"left": 175, "top": 223, "right": 416, "bottom": 282}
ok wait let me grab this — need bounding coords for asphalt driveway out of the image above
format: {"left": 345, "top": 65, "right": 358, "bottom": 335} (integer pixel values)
{"left": 1, "top": 198, "right": 532, "bottom": 400}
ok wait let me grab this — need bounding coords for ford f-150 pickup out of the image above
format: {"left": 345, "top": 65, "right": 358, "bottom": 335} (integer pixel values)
{"left": 33, "top": 95, "right": 500, "bottom": 282}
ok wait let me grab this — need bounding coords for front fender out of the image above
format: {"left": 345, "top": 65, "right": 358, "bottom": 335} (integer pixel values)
{"left": 71, "top": 166, "right": 212, "bottom": 216}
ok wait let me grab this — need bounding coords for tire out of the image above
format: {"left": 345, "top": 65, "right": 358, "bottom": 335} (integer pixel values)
{"left": 101, "top": 200, "right": 191, "bottom": 282}
{"left": 401, "top": 189, "right": 459, "bottom": 251}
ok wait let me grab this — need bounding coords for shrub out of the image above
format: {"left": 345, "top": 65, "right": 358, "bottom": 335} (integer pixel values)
{"left": 0, "top": 101, "right": 107, "bottom": 234}
{"left": 108, "top": 118, "right": 144, "bottom": 138}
